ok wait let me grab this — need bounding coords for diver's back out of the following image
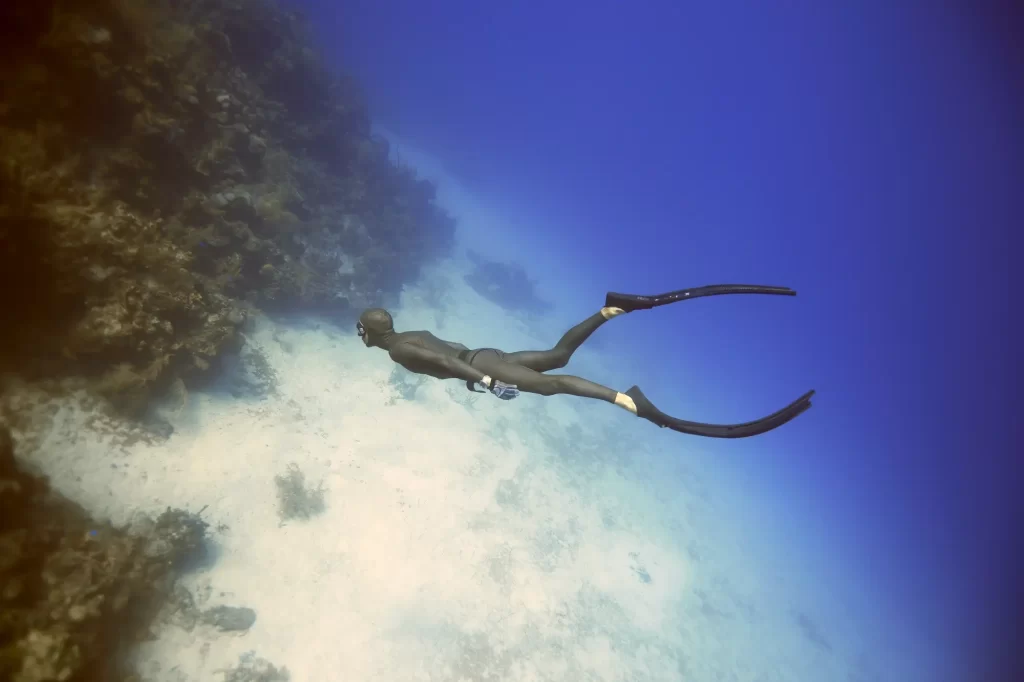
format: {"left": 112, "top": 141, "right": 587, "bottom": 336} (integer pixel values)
{"left": 394, "top": 330, "right": 468, "bottom": 357}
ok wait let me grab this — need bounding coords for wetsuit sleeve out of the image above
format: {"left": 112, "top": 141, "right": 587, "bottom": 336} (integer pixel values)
{"left": 388, "top": 344, "right": 489, "bottom": 385}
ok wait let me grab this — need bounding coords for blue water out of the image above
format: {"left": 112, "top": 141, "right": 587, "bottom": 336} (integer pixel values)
{"left": 295, "top": 0, "right": 1018, "bottom": 678}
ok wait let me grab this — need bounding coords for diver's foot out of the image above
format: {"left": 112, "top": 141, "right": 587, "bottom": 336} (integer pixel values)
{"left": 624, "top": 386, "right": 664, "bottom": 424}
{"left": 601, "top": 306, "right": 627, "bottom": 320}
{"left": 614, "top": 391, "right": 638, "bottom": 413}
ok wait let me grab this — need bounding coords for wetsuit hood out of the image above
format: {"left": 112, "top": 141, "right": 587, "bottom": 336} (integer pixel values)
{"left": 358, "top": 308, "right": 394, "bottom": 334}
{"left": 357, "top": 308, "right": 395, "bottom": 348}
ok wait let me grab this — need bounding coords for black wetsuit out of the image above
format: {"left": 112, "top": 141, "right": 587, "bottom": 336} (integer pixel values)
{"left": 388, "top": 312, "right": 617, "bottom": 402}
{"left": 382, "top": 284, "right": 815, "bottom": 439}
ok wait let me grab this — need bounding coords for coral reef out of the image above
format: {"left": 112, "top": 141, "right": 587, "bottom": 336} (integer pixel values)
{"left": 0, "top": 425, "right": 211, "bottom": 681}
{"left": 274, "top": 463, "right": 326, "bottom": 522}
{"left": 225, "top": 339, "right": 279, "bottom": 399}
{"left": 220, "top": 651, "right": 290, "bottom": 682}
{"left": 463, "top": 250, "right": 552, "bottom": 314}
{"left": 0, "top": 0, "right": 455, "bottom": 674}
{"left": 0, "top": 0, "right": 455, "bottom": 414}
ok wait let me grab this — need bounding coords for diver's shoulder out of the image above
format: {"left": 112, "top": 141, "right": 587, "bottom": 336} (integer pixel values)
{"left": 393, "top": 330, "right": 430, "bottom": 343}
{"left": 391, "top": 330, "right": 441, "bottom": 349}
{"left": 394, "top": 330, "right": 464, "bottom": 353}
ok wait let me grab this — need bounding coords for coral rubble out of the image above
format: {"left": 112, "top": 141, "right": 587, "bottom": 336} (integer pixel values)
{"left": 1, "top": 0, "right": 455, "bottom": 413}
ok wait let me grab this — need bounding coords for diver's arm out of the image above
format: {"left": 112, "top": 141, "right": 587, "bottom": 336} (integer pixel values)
{"left": 388, "top": 344, "right": 492, "bottom": 388}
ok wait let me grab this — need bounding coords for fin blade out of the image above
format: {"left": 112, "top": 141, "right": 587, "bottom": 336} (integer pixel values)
{"left": 606, "top": 284, "right": 797, "bottom": 312}
{"left": 627, "top": 387, "right": 815, "bottom": 439}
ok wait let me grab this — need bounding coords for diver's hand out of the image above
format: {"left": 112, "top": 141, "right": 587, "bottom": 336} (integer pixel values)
{"left": 489, "top": 380, "right": 519, "bottom": 401}
{"left": 465, "top": 376, "right": 519, "bottom": 400}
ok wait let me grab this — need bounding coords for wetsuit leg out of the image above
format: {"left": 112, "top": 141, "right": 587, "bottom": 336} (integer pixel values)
{"left": 467, "top": 350, "right": 812, "bottom": 438}
{"left": 470, "top": 350, "right": 618, "bottom": 402}
{"left": 503, "top": 312, "right": 608, "bottom": 372}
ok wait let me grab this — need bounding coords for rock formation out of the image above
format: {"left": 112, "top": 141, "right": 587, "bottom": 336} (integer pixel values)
{"left": 0, "top": 426, "right": 213, "bottom": 681}
{"left": 1, "top": 0, "right": 455, "bottom": 413}
{"left": 0, "top": 0, "right": 459, "bottom": 677}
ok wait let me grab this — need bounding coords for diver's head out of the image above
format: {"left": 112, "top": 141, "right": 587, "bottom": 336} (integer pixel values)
{"left": 356, "top": 308, "right": 394, "bottom": 348}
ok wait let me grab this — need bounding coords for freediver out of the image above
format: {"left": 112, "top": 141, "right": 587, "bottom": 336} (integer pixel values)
{"left": 356, "top": 284, "right": 815, "bottom": 438}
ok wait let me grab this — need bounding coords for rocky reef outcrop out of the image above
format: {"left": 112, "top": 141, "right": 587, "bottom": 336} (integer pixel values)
{"left": 0, "top": 425, "right": 212, "bottom": 681}
{"left": 464, "top": 249, "right": 552, "bottom": 314}
{"left": 0, "top": 1, "right": 457, "bottom": 675}
{"left": 0, "top": 0, "right": 455, "bottom": 413}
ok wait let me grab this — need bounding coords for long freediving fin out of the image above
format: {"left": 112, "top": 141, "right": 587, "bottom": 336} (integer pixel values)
{"left": 606, "top": 283, "right": 797, "bottom": 312}
{"left": 626, "top": 386, "right": 815, "bottom": 439}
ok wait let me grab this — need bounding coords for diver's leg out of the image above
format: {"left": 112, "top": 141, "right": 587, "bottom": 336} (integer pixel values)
{"left": 506, "top": 285, "right": 800, "bottom": 371}
{"left": 472, "top": 350, "right": 621, "bottom": 402}
{"left": 469, "top": 352, "right": 810, "bottom": 437}
{"left": 503, "top": 307, "right": 625, "bottom": 372}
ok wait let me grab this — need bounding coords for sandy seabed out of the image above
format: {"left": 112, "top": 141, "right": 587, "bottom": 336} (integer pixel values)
{"left": 5, "top": 260, "right": 892, "bottom": 682}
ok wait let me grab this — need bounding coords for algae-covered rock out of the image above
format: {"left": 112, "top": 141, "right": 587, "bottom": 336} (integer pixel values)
{"left": 220, "top": 651, "right": 290, "bottom": 682}
{"left": 0, "top": 425, "right": 211, "bottom": 681}
{"left": 202, "top": 605, "right": 257, "bottom": 632}
{"left": 0, "top": 0, "right": 456, "bottom": 414}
